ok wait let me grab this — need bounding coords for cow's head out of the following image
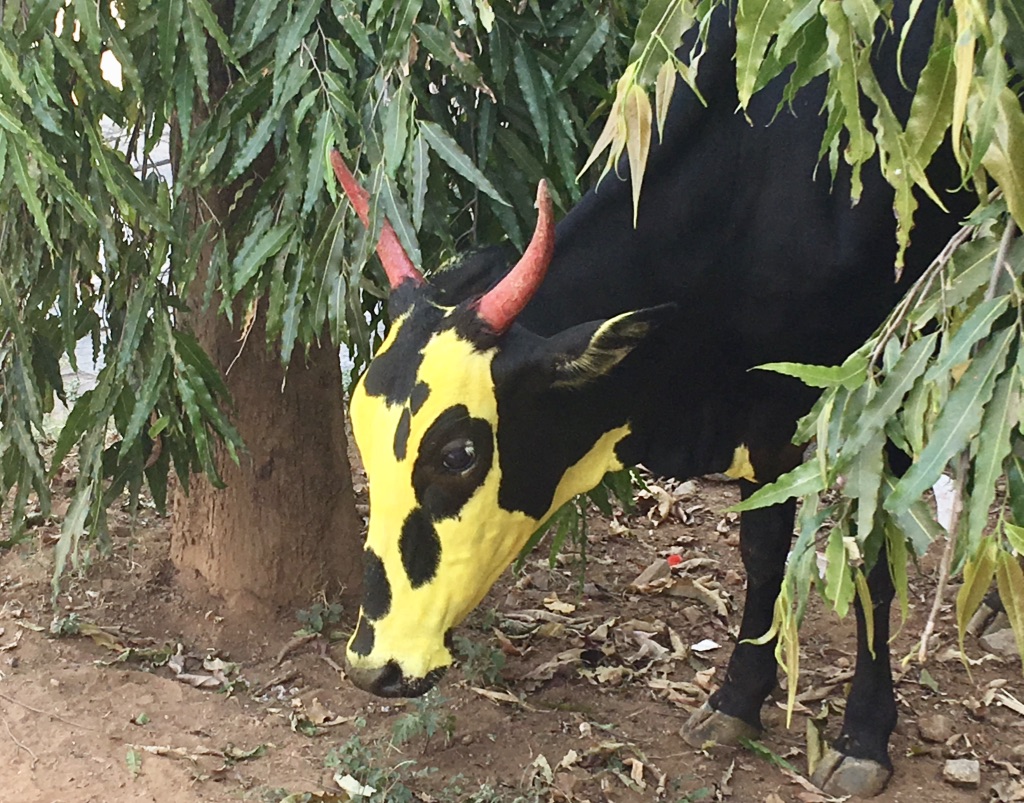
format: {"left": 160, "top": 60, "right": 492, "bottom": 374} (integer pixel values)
{"left": 333, "top": 154, "right": 662, "bottom": 697}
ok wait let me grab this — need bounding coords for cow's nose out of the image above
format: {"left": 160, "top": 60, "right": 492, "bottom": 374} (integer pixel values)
{"left": 345, "top": 658, "right": 446, "bottom": 698}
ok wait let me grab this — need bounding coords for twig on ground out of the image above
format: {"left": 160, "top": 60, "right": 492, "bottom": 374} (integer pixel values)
{"left": 320, "top": 652, "right": 345, "bottom": 673}
{"left": 274, "top": 632, "right": 318, "bottom": 667}
{"left": 1, "top": 710, "right": 38, "bottom": 767}
{"left": 0, "top": 690, "right": 99, "bottom": 732}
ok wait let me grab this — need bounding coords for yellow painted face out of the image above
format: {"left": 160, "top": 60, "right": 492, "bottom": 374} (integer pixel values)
{"left": 344, "top": 302, "right": 636, "bottom": 696}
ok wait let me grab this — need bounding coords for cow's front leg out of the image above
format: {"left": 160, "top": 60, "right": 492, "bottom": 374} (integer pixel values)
{"left": 811, "top": 545, "right": 896, "bottom": 797}
{"left": 682, "top": 480, "right": 793, "bottom": 746}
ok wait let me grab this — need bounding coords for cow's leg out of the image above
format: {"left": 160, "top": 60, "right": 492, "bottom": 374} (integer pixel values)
{"left": 682, "top": 480, "right": 794, "bottom": 746}
{"left": 811, "top": 544, "right": 896, "bottom": 798}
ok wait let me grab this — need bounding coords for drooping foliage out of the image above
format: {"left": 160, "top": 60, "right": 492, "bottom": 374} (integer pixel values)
{"left": 598, "top": 0, "right": 1024, "bottom": 685}
{"left": 0, "top": 0, "right": 643, "bottom": 581}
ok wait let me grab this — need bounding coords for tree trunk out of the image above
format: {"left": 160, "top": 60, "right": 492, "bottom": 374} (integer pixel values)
{"left": 170, "top": 310, "right": 362, "bottom": 611}
{"left": 168, "top": 2, "right": 362, "bottom": 612}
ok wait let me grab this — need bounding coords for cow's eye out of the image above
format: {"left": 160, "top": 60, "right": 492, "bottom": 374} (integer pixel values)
{"left": 441, "top": 439, "right": 476, "bottom": 472}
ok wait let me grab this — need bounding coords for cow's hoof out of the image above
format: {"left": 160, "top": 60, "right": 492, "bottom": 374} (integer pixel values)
{"left": 681, "top": 702, "right": 760, "bottom": 748}
{"left": 811, "top": 749, "right": 891, "bottom": 798}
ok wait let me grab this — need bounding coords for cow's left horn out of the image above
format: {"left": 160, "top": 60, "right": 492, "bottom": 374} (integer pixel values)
{"left": 476, "top": 181, "right": 555, "bottom": 334}
{"left": 330, "top": 151, "right": 425, "bottom": 290}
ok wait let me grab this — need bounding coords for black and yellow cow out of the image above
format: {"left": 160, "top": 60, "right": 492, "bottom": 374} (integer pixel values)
{"left": 336, "top": 2, "right": 975, "bottom": 797}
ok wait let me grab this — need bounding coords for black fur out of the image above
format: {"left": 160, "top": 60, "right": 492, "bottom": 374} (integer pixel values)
{"left": 361, "top": 549, "right": 392, "bottom": 620}
{"left": 399, "top": 508, "right": 442, "bottom": 588}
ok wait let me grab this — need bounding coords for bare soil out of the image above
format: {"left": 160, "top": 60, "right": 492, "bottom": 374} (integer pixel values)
{"left": 1, "top": 476, "right": 1022, "bottom": 803}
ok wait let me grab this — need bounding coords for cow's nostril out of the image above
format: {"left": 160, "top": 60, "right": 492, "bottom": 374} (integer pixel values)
{"left": 374, "top": 660, "right": 404, "bottom": 696}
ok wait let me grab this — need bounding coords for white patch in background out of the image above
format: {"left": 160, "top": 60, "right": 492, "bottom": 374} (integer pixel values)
{"left": 932, "top": 474, "right": 956, "bottom": 532}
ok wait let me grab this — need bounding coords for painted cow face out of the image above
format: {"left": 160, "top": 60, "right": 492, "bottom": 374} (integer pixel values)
{"left": 331, "top": 154, "right": 659, "bottom": 697}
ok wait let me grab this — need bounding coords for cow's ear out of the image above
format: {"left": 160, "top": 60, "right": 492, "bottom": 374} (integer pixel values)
{"left": 546, "top": 304, "right": 675, "bottom": 389}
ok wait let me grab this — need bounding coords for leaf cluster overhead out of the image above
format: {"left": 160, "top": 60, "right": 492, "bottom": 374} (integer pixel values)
{"left": 595, "top": 0, "right": 1024, "bottom": 683}
{"left": 0, "top": 0, "right": 645, "bottom": 585}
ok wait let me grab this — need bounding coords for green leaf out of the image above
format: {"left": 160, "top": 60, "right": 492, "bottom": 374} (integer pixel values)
{"left": 0, "top": 42, "right": 31, "bottom": 105}
{"left": 731, "top": 460, "right": 825, "bottom": 512}
{"left": 183, "top": 4, "right": 210, "bottom": 103}
{"left": 383, "top": 85, "right": 410, "bottom": 176}
{"left": 379, "top": 174, "right": 422, "bottom": 268}
{"left": 231, "top": 221, "right": 295, "bottom": 295}
{"left": 419, "top": 120, "right": 507, "bottom": 205}
{"left": 956, "top": 535, "right": 998, "bottom": 657}
{"left": 9, "top": 140, "right": 53, "bottom": 250}
{"left": 822, "top": 0, "right": 873, "bottom": 194}
{"left": 158, "top": 1, "right": 183, "bottom": 93}
{"left": 886, "top": 516, "right": 910, "bottom": 620}
{"left": 384, "top": 0, "right": 424, "bottom": 64}
{"left": 925, "top": 296, "right": 1010, "bottom": 382}
{"left": 513, "top": 40, "right": 550, "bottom": 158}
{"left": 964, "top": 364, "right": 1020, "bottom": 552}
{"left": 841, "top": 333, "right": 938, "bottom": 459}
{"left": 886, "top": 327, "right": 1014, "bottom": 516}
{"left": 629, "top": 0, "right": 694, "bottom": 85}
{"left": 995, "top": 549, "right": 1024, "bottom": 668}
{"left": 554, "top": 14, "right": 610, "bottom": 90}
{"left": 735, "top": 0, "right": 791, "bottom": 107}
{"left": 979, "top": 86, "right": 1024, "bottom": 227}
{"left": 844, "top": 426, "right": 884, "bottom": 545}
{"left": 409, "top": 133, "right": 429, "bottom": 231}
{"left": 1005, "top": 521, "right": 1024, "bottom": 555}
{"left": 905, "top": 26, "right": 955, "bottom": 164}
{"left": 823, "top": 527, "right": 854, "bottom": 617}
{"left": 758, "top": 352, "right": 868, "bottom": 390}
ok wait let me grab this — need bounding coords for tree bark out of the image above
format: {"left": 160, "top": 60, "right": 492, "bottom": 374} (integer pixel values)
{"left": 168, "top": 0, "right": 362, "bottom": 612}
{"left": 170, "top": 308, "right": 362, "bottom": 611}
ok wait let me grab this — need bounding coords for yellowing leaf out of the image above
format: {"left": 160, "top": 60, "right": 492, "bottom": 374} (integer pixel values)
{"left": 624, "top": 83, "right": 652, "bottom": 228}
{"left": 979, "top": 87, "right": 1024, "bottom": 226}
{"left": 956, "top": 537, "right": 997, "bottom": 661}
{"left": 655, "top": 58, "right": 677, "bottom": 140}
{"left": 995, "top": 550, "right": 1024, "bottom": 671}
{"left": 951, "top": 0, "right": 977, "bottom": 156}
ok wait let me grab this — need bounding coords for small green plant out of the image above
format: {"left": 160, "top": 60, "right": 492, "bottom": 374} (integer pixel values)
{"left": 389, "top": 689, "right": 455, "bottom": 750}
{"left": 49, "top": 613, "right": 82, "bottom": 636}
{"left": 453, "top": 634, "right": 506, "bottom": 687}
{"left": 125, "top": 747, "right": 142, "bottom": 779}
{"left": 324, "top": 720, "right": 421, "bottom": 803}
{"left": 514, "top": 467, "right": 640, "bottom": 582}
{"left": 295, "top": 600, "right": 344, "bottom": 636}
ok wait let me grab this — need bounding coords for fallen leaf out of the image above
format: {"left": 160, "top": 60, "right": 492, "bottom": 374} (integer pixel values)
{"left": 335, "top": 772, "right": 377, "bottom": 797}
{"left": 470, "top": 687, "right": 538, "bottom": 711}
{"left": 543, "top": 596, "right": 576, "bottom": 615}
{"left": 624, "top": 756, "right": 647, "bottom": 789}
{"left": 631, "top": 560, "right": 671, "bottom": 588}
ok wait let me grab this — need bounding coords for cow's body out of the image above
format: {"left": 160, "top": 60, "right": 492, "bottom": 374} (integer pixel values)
{"left": 340, "top": 2, "right": 976, "bottom": 797}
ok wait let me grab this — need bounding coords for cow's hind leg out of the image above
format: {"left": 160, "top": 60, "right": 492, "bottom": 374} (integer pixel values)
{"left": 682, "top": 480, "right": 793, "bottom": 747}
{"left": 810, "top": 546, "right": 896, "bottom": 798}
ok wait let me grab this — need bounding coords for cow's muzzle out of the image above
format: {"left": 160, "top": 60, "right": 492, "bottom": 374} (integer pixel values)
{"left": 345, "top": 659, "right": 446, "bottom": 698}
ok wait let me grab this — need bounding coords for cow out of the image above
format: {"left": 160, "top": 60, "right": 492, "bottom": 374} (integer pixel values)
{"left": 333, "top": 1, "right": 976, "bottom": 797}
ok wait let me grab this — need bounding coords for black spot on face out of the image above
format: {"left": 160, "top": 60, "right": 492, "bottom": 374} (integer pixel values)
{"left": 394, "top": 407, "right": 411, "bottom": 461}
{"left": 361, "top": 549, "right": 391, "bottom": 620}
{"left": 350, "top": 616, "right": 376, "bottom": 656}
{"left": 412, "top": 405, "right": 494, "bottom": 520}
{"left": 400, "top": 508, "right": 442, "bottom": 588}
{"left": 410, "top": 381, "right": 430, "bottom": 413}
{"left": 361, "top": 303, "right": 445, "bottom": 406}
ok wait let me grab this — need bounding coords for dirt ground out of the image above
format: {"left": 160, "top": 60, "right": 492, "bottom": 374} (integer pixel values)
{"left": 1, "top": 474, "right": 1022, "bottom": 803}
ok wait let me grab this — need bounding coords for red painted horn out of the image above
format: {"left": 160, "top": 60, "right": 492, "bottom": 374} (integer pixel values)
{"left": 330, "top": 151, "right": 424, "bottom": 289}
{"left": 476, "top": 181, "right": 555, "bottom": 334}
